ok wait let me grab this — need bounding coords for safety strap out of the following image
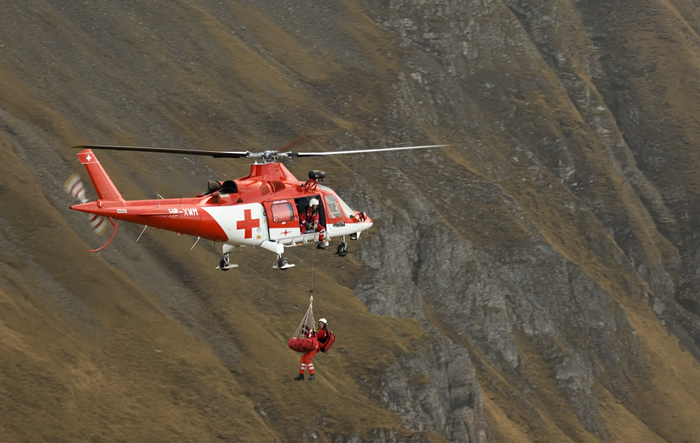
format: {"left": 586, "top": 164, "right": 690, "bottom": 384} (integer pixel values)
{"left": 293, "top": 295, "right": 315, "bottom": 338}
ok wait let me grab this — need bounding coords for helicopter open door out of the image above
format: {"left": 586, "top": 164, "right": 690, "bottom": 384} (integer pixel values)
{"left": 263, "top": 199, "right": 302, "bottom": 243}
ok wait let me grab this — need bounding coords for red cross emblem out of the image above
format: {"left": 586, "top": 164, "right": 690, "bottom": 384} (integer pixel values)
{"left": 237, "top": 209, "right": 260, "bottom": 239}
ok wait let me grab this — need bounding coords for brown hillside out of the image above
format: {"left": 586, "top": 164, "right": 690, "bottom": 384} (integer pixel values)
{"left": 1, "top": 1, "right": 700, "bottom": 442}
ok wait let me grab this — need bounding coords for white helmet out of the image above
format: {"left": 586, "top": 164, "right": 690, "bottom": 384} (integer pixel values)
{"left": 309, "top": 198, "right": 319, "bottom": 207}
{"left": 319, "top": 318, "right": 327, "bottom": 325}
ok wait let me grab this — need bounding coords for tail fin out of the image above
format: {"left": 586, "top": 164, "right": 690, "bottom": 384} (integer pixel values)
{"left": 77, "top": 149, "right": 124, "bottom": 202}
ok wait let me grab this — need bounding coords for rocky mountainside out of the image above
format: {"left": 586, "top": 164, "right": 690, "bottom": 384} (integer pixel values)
{"left": 2, "top": 1, "right": 700, "bottom": 442}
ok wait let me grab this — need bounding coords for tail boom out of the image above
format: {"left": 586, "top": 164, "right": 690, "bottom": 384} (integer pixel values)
{"left": 70, "top": 198, "right": 228, "bottom": 241}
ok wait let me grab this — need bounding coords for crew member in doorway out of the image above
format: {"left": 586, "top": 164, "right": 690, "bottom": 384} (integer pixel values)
{"left": 300, "top": 198, "right": 327, "bottom": 249}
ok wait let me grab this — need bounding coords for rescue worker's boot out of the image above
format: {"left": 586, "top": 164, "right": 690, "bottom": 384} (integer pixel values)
{"left": 294, "top": 374, "right": 304, "bottom": 381}
{"left": 309, "top": 374, "right": 315, "bottom": 381}
{"left": 317, "top": 241, "right": 326, "bottom": 250}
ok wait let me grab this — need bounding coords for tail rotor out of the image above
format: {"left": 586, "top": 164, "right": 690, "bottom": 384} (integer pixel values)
{"left": 64, "top": 172, "right": 109, "bottom": 236}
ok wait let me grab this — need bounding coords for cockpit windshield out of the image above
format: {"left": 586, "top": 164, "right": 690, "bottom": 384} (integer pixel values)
{"left": 320, "top": 185, "right": 356, "bottom": 218}
{"left": 335, "top": 195, "right": 355, "bottom": 218}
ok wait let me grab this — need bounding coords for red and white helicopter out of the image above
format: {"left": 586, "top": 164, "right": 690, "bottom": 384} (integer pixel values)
{"left": 66, "top": 143, "right": 446, "bottom": 270}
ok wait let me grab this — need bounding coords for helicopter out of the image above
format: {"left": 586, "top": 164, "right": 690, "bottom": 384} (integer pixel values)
{"left": 67, "top": 143, "right": 447, "bottom": 270}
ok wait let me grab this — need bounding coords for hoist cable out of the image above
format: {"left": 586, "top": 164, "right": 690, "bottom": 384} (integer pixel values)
{"left": 310, "top": 240, "right": 316, "bottom": 296}
{"left": 292, "top": 238, "right": 319, "bottom": 338}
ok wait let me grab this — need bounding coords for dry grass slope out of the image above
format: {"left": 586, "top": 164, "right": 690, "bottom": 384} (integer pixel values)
{"left": 1, "top": 1, "right": 700, "bottom": 442}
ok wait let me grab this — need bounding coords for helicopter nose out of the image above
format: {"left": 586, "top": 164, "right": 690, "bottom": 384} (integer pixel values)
{"left": 356, "top": 211, "right": 373, "bottom": 226}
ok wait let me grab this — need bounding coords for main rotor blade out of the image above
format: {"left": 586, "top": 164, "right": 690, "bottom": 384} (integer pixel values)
{"left": 292, "top": 144, "right": 450, "bottom": 157}
{"left": 72, "top": 144, "right": 251, "bottom": 158}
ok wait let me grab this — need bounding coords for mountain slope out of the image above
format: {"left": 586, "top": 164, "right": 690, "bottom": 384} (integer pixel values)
{"left": 1, "top": 1, "right": 700, "bottom": 442}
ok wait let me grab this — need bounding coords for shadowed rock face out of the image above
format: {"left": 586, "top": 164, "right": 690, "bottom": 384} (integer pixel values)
{"left": 1, "top": 1, "right": 700, "bottom": 442}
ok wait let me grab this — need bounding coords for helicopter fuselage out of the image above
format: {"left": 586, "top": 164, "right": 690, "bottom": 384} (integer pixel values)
{"left": 70, "top": 149, "right": 373, "bottom": 268}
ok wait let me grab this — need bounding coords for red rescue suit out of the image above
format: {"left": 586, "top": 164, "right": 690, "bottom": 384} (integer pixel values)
{"left": 317, "top": 328, "right": 330, "bottom": 347}
{"left": 300, "top": 207, "right": 325, "bottom": 241}
{"left": 299, "top": 326, "right": 318, "bottom": 376}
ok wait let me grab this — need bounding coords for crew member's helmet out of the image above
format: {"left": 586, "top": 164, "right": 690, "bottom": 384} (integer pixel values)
{"left": 309, "top": 198, "right": 319, "bottom": 207}
{"left": 319, "top": 318, "right": 327, "bottom": 325}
